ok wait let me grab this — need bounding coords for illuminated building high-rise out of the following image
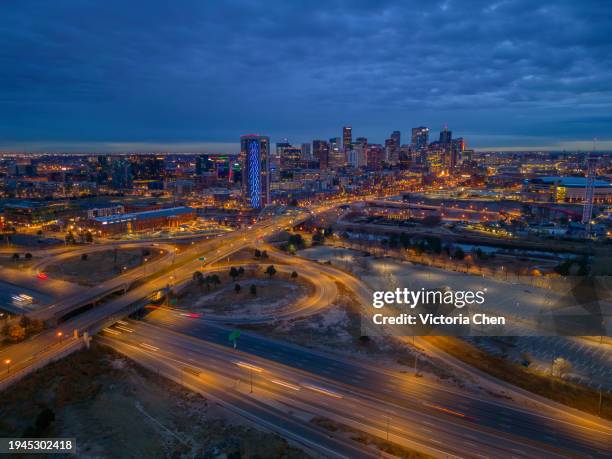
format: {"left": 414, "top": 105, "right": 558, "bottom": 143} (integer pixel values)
{"left": 342, "top": 126, "right": 352, "bottom": 152}
{"left": 329, "top": 137, "right": 344, "bottom": 168}
{"left": 449, "top": 137, "right": 464, "bottom": 170}
{"left": 301, "top": 142, "right": 312, "bottom": 160}
{"left": 313, "top": 140, "right": 330, "bottom": 170}
{"left": 240, "top": 134, "right": 270, "bottom": 208}
{"left": 366, "top": 144, "right": 384, "bottom": 170}
{"left": 439, "top": 126, "right": 452, "bottom": 145}
{"left": 195, "top": 154, "right": 214, "bottom": 175}
{"left": 385, "top": 130, "right": 401, "bottom": 164}
{"left": 411, "top": 127, "right": 429, "bottom": 150}
{"left": 280, "top": 146, "right": 301, "bottom": 169}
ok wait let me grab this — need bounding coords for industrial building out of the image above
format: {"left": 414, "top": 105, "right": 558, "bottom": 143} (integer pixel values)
{"left": 87, "top": 206, "right": 195, "bottom": 235}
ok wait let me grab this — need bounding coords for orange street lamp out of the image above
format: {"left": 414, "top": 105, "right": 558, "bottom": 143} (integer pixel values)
{"left": 4, "top": 358, "right": 11, "bottom": 374}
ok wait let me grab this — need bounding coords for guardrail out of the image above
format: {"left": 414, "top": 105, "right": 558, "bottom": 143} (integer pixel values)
{"left": 0, "top": 338, "right": 84, "bottom": 391}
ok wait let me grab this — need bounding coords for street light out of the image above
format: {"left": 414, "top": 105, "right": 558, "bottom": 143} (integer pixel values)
{"left": 56, "top": 331, "right": 63, "bottom": 343}
{"left": 4, "top": 358, "right": 11, "bottom": 374}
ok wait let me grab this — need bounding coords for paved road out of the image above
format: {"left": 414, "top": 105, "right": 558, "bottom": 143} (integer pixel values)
{"left": 100, "top": 332, "right": 380, "bottom": 459}
{"left": 176, "top": 259, "right": 338, "bottom": 324}
{"left": 103, "top": 318, "right": 612, "bottom": 458}
{"left": 0, "top": 209, "right": 315, "bottom": 383}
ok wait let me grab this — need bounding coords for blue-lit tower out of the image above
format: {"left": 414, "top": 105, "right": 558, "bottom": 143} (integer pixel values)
{"left": 240, "top": 134, "right": 270, "bottom": 208}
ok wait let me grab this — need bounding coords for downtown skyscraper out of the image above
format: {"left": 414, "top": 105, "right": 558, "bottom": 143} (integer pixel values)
{"left": 240, "top": 134, "right": 270, "bottom": 208}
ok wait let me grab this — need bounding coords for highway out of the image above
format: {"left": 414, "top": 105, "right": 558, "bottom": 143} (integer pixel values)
{"left": 101, "top": 318, "right": 612, "bottom": 458}
{"left": 0, "top": 208, "right": 318, "bottom": 382}
{"left": 177, "top": 260, "right": 338, "bottom": 324}
{"left": 98, "top": 331, "right": 379, "bottom": 459}
{"left": 2, "top": 202, "right": 611, "bottom": 458}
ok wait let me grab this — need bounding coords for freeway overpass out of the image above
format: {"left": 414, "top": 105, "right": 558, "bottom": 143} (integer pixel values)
{"left": 0, "top": 207, "right": 318, "bottom": 385}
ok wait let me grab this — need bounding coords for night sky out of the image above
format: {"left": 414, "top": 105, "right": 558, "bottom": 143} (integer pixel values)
{"left": 1, "top": 0, "right": 611, "bottom": 153}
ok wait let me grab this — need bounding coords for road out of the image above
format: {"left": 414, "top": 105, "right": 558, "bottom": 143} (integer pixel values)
{"left": 101, "top": 318, "right": 612, "bottom": 458}
{"left": 178, "top": 259, "right": 338, "bottom": 324}
{"left": 0, "top": 208, "right": 317, "bottom": 383}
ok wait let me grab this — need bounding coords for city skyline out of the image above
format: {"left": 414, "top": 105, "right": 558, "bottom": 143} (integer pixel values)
{"left": 2, "top": 0, "right": 611, "bottom": 153}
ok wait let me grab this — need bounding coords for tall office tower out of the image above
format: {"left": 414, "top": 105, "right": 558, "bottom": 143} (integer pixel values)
{"left": 240, "top": 134, "right": 270, "bottom": 209}
{"left": 111, "top": 158, "right": 132, "bottom": 190}
{"left": 384, "top": 130, "right": 401, "bottom": 164}
{"left": 313, "top": 140, "right": 330, "bottom": 170}
{"left": 280, "top": 146, "right": 301, "bottom": 169}
{"left": 384, "top": 138, "right": 394, "bottom": 162}
{"left": 448, "top": 137, "right": 464, "bottom": 171}
{"left": 301, "top": 142, "right": 312, "bottom": 160}
{"left": 366, "top": 144, "right": 384, "bottom": 170}
{"left": 329, "top": 137, "right": 344, "bottom": 168}
{"left": 195, "top": 154, "right": 214, "bottom": 175}
{"left": 342, "top": 126, "right": 353, "bottom": 152}
{"left": 398, "top": 145, "right": 412, "bottom": 169}
{"left": 582, "top": 155, "right": 597, "bottom": 225}
{"left": 411, "top": 127, "right": 429, "bottom": 150}
{"left": 275, "top": 140, "right": 290, "bottom": 166}
{"left": 439, "top": 126, "right": 452, "bottom": 145}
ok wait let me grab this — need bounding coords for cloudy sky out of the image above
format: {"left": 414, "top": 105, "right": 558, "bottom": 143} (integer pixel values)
{"left": 1, "top": 0, "right": 611, "bottom": 153}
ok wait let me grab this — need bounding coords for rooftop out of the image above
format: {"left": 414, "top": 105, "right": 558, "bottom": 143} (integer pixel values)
{"left": 91, "top": 206, "right": 194, "bottom": 224}
{"left": 535, "top": 176, "right": 612, "bottom": 188}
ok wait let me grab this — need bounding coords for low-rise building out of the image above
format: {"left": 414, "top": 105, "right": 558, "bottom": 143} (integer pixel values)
{"left": 87, "top": 206, "right": 195, "bottom": 235}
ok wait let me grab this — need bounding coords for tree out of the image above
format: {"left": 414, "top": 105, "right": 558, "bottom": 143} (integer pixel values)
{"left": 250, "top": 284, "right": 257, "bottom": 296}
{"left": 552, "top": 357, "right": 572, "bottom": 378}
{"left": 288, "top": 234, "right": 305, "bottom": 250}
{"left": 19, "top": 315, "right": 31, "bottom": 328}
{"left": 454, "top": 247, "right": 465, "bottom": 260}
{"left": 65, "top": 231, "right": 75, "bottom": 245}
{"left": 265, "top": 265, "right": 277, "bottom": 279}
{"left": 229, "top": 267, "right": 239, "bottom": 281}
{"left": 85, "top": 231, "right": 93, "bottom": 243}
{"left": 291, "top": 271, "right": 298, "bottom": 280}
{"left": 261, "top": 250, "right": 268, "bottom": 259}
{"left": 254, "top": 249, "right": 262, "bottom": 258}
{"left": 7, "top": 324, "right": 26, "bottom": 342}
{"left": 234, "top": 283, "right": 241, "bottom": 294}
{"left": 81, "top": 253, "right": 88, "bottom": 261}
{"left": 238, "top": 266, "right": 245, "bottom": 277}
{"left": 312, "top": 233, "right": 324, "bottom": 245}
{"left": 11, "top": 253, "right": 19, "bottom": 262}
{"left": 34, "top": 407, "right": 55, "bottom": 432}
{"left": 422, "top": 215, "right": 442, "bottom": 227}
{"left": 210, "top": 274, "right": 221, "bottom": 287}
{"left": 554, "top": 259, "right": 573, "bottom": 276}
{"left": 25, "top": 253, "right": 32, "bottom": 260}
{"left": 193, "top": 271, "right": 204, "bottom": 291}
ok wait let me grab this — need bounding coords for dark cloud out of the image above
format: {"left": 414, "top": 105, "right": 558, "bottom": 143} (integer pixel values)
{"left": 0, "top": 0, "right": 611, "bottom": 150}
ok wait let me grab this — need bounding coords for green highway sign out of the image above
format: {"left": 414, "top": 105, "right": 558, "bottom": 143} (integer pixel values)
{"left": 228, "top": 330, "right": 241, "bottom": 342}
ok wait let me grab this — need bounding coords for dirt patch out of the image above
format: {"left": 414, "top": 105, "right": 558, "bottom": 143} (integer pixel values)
{"left": 44, "top": 248, "right": 165, "bottom": 286}
{"left": 177, "top": 265, "right": 310, "bottom": 317}
{"left": 311, "top": 416, "right": 432, "bottom": 459}
{"left": 239, "top": 291, "right": 461, "bottom": 388}
{"left": 426, "top": 336, "right": 612, "bottom": 420}
{"left": 0, "top": 343, "right": 312, "bottom": 458}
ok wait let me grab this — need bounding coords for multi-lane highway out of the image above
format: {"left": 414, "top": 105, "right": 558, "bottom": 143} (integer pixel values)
{"left": 102, "top": 317, "right": 612, "bottom": 458}
{"left": 2, "top": 202, "right": 611, "bottom": 458}
{"left": 0, "top": 209, "right": 314, "bottom": 382}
